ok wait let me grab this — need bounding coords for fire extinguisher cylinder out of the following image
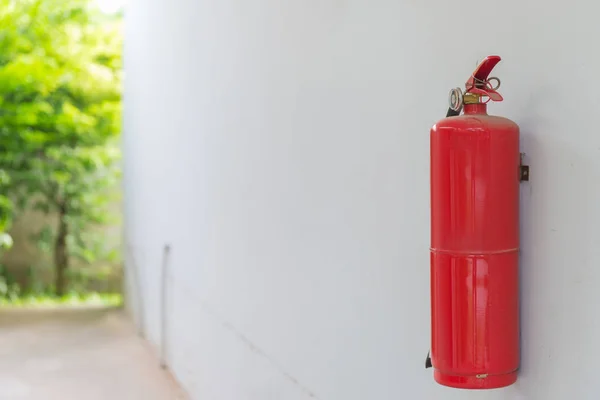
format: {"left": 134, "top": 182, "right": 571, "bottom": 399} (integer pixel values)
{"left": 429, "top": 56, "right": 520, "bottom": 390}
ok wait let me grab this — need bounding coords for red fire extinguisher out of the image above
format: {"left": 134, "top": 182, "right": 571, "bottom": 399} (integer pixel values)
{"left": 426, "top": 55, "right": 527, "bottom": 389}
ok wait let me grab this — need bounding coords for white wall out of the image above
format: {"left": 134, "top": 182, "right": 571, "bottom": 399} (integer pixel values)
{"left": 123, "top": 1, "right": 600, "bottom": 399}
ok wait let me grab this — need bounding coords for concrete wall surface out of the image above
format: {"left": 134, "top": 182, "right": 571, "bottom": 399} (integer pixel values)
{"left": 124, "top": 1, "right": 600, "bottom": 399}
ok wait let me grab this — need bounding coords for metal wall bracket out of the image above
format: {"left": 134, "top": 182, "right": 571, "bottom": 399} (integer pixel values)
{"left": 520, "top": 153, "right": 529, "bottom": 182}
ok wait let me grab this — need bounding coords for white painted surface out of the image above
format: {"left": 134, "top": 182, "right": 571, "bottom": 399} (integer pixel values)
{"left": 123, "top": 0, "right": 600, "bottom": 399}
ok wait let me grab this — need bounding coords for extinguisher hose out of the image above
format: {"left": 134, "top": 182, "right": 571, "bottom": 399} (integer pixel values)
{"left": 446, "top": 107, "right": 461, "bottom": 118}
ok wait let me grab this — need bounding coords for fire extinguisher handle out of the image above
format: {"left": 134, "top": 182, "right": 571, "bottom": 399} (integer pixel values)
{"left": 465, "top": 55, "right": 504, "bottom": 102}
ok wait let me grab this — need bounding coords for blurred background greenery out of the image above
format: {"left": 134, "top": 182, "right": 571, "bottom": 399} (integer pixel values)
{"left": 0, "top": 0, "right": 123, "bottom": 306}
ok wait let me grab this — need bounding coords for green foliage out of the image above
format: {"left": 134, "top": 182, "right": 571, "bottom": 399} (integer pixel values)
{"left": 0, "top": 0, "right": 122, "bottom": 294}
{"left": 0, "top": 292, "right": 123, "bottom": 307}
{"left": 0, "top": 163, "right": 13, "bottom": 238}
{"left": 25, "top": 264, "right": 49, "bottom": 295}
{"left": 0, "top": 265, "right": 20, "bottom": 300}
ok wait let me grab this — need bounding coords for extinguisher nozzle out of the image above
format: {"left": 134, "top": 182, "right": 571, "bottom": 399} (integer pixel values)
{"left": 425, "top": 351, "right": 432, "bottom": 369}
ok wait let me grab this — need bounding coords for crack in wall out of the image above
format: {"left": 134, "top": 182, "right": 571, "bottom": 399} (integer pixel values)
{"left": 199, "top": 301, "right": 321, "bottom": 400}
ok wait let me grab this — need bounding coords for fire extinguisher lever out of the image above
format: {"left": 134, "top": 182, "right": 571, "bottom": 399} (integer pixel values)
{"left": 471, "top": 55, "right": 501, "bottom": 84}
{"left": 445, "top": 55, "right": 506, "bottom": 116}
{"left": 465, "top": 55, "right": 503, "bottom": 102}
